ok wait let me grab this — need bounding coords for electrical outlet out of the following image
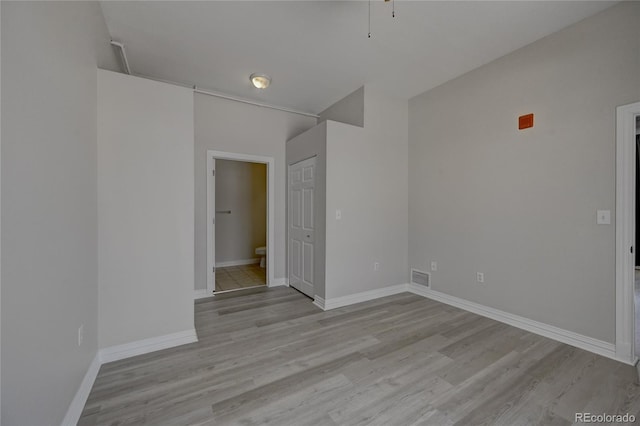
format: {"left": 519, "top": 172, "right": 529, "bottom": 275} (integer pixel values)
{"left": 431, "top": 261, "right": 438, "bottom": 272}
{"left": 374, "top": 262, "right": 380, "bottom": 271}
{"left": 78, "top": 324, "right": 84, "bottom": 347}
{"left": 476, "top": 272, "right": 484, "bottom": 283}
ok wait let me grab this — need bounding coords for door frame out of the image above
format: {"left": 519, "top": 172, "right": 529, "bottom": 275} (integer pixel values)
{"left": 615, "top": 101, "right": 640, "bottom": 364}
{"left": 207, "top": 150, "right": 275, "bottom": 294}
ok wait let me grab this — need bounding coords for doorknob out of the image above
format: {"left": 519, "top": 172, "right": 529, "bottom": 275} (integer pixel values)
{"left": 306, "top": 234, "right": 310, "bottom": 238}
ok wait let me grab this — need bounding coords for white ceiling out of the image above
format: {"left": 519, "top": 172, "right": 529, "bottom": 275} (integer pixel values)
{"left": 100, "top": 1, "right": 616, "bottom": 115}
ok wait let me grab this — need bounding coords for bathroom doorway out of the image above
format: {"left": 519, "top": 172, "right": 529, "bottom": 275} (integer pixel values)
{"left": 615, "top": 101, "right": 640, "bottom": 364}
{"left": 207, "top": 151, "right": 275, "bottom": 294}
{"left": 635, "top": 115, "right": 640, "bottom": 357}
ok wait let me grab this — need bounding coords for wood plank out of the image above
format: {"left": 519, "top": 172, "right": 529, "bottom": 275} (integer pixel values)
{"left": 79, "top": 287, "right": 640, "bottom": 425}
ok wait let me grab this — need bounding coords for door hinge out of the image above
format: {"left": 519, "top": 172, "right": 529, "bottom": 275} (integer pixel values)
{"left": 213, "top": 266, "right": 216, "bottom": 273}
{"left": 212, "top": 169, "right": 215, "bottom": 176}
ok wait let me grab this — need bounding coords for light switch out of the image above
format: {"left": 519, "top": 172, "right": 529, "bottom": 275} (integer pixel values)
{"left": 336, "top": 209, "right": 342, "bottom": 220}
{"left": 597, "top": 210, "right": 611, "bottom": 225}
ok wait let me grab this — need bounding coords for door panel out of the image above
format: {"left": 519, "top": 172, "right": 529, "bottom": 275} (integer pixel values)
{"left": 303, "top": 164, "right": 314, "bottom": 181}
{"left": 291, "top": 189, "right": 301, "bottom": 228}
{"left": 288, "top": 156, "right": 316, "bottom": 298}
{"left": 303, "top": 188, "right": 314, "bottom": 230}
{"left": 291, "top": 239, "right": 301, "bottom": 283}
{"left": 303, "top": 242, "right": 314, "bottom": 283}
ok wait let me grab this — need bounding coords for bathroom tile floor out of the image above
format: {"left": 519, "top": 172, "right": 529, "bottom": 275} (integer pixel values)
{"left": 215, "top": 263, "right": 266, "bottom": 292}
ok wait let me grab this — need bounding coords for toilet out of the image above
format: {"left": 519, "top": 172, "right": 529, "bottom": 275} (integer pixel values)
{"left": 255, "top": 246, "right": 267, "bottom": 268}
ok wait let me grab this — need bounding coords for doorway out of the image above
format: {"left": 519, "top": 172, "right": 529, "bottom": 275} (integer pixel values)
{"left": 207, "top": 151, "right": 275, "bottom": 294}
{"left": 635, "top": 116, "right": 640, "bottom": 356}
{"left": 615, "top": 101, "right": 640, "bottom": 364}
{"left": 288, "top": 156, "right": 316, "bottom": 298}
{"left": 213, "top": 159, "right": 266, "bottom": 292}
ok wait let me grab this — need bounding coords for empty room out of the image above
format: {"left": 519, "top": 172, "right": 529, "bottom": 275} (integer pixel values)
{"left": 2, "top": 1, "right": 640, "bottom": 425}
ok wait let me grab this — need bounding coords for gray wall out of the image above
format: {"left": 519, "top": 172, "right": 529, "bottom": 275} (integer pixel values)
{"left": 1, "top": 2, "right": 118, "bottom": 424}
{"left": 215, "top": 160, "right": 267, "bottom": 265}
{"left": 195, "top": 93, "right": 316, "bottom": 290}
{"left": 408, "top": 2, "right": 640, "bottom": 343}
{"left": 286, "top": 88, "right": 409, "bottom": 301}
{"left": 325, "top": 89, "right": 409, "bottom": 299}
{"left": 286, "top": 122, "right": 328, "bottom": 298}
{"left": 318, "top": 86, "right": 364, "bottom": 128}
{"left": 98, "top": 70, "right": 195, "bottom": 349}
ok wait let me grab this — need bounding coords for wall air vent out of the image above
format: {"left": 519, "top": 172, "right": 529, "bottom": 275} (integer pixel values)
{"left": 410, "top": 269, "right": 430, "bottom": 287}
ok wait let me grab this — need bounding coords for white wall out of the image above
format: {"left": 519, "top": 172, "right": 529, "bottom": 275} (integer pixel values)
{"left": 195, "top": 94, "right": 316, "bottom": 290}
{"left": 98, "top": 70, "right": 195, "bottom": 348}
{"left": 325, "top": 90, "right": 409, "bottom": 299}
{"left": 215, "top": 160, "right": 267, "bottom": 265}
{"left": 408, "top": 2, "right": 640, "bottom": 343}
{"left": 286, "top": 122, "right": 328, "bottom": 298}
{"left": 1, "top": 2, "right": 118, "bottom": 424}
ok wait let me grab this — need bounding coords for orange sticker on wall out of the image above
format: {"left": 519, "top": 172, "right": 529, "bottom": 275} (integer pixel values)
{"left": 519, "top": 113, "right": 534, "bottom": 130}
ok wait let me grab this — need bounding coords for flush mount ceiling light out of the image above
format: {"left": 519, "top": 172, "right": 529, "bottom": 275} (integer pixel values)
{"left": 250, "top": 73, "right": 271, "bottom": 89}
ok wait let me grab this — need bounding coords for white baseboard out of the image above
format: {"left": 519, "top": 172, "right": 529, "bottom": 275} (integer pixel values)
{"left": 60, "top": 353, "right": 101, "bottom": 426}
{"left": 310, "top": 281, "right": 625, "bottom": 364}
{"left": 63, "top": 329, "right": 199, "bottom": 424}
{"left": 269, "top": 278, "right": 289, "bottom": 287}
{"left": 318, "top": 284, "right": 408, "bottom": 311}
{"left": 618, "top": 341, "right": 637, "bottom": 365}
{"left": 313, "top": 295, "right": 326, "bottom": 310}
{"left": 406, "top": 284, "right": 623, "bottom": 364}
{"left": 215, "top": 258, "right": 260, "bottom": 268}
{"left": 194, "top": 289, "right": 212, "bottom": 299}
{"left": 100, "top": 329, "right": 198, "bottom": 364}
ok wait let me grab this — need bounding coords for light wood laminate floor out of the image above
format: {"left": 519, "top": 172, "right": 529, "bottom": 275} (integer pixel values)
{"left": 80, "top": 287, "right": 640, "bottom": 425}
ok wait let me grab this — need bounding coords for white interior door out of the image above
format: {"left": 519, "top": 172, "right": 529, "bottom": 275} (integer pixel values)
{"left": 288, "top": 156, "right": 316, "bottom": 297}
